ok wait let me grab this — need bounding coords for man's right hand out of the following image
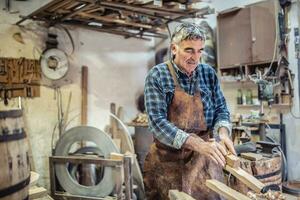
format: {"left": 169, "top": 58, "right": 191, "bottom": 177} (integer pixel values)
{"left": 183, "top": 136, "right": 227, "bottom": 167}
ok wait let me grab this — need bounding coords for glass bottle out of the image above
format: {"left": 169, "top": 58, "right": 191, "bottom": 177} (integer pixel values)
{"left": 237, "top": 89, "right": 242, "bottom": 105}
{"left": 246, "top": 89, "right": 253, "bottom": 105}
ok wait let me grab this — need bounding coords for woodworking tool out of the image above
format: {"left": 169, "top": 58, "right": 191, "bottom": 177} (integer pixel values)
{"left": 54, "top": 126, "right": 119, "bottom": 197}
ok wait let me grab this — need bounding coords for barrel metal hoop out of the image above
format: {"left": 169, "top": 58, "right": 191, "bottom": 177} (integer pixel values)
{"left": 0, "top": 130, "right": 26, "bottom": 143}
{"left": 0, "top": 110, "right": 23, "bottom": 118}
{"left": 0, "top": 175, "right": 30, "bottom": 198}
{"left": 254, "top": 168, "right": 281, "bottom": 179}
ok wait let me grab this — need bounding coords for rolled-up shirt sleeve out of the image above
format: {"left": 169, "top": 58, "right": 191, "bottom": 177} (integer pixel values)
{"left": 144, "top": 70, "right": 189, "bottom": 149}
{"left": 211, "top": 70, "right": 232, "bottom": 136}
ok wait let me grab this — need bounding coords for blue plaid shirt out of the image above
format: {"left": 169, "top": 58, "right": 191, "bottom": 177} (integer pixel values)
{"left": 144, "top": 62, "right": 231, "bottom": 149}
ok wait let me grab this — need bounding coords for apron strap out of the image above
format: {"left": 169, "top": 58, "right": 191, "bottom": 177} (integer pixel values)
{"left": 165, "top": 61, "right": 179, "bottom": 87}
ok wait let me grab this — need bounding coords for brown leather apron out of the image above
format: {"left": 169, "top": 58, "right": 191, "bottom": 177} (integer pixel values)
{"left": 143, "top": 61, "right": 224, "bottom": 200}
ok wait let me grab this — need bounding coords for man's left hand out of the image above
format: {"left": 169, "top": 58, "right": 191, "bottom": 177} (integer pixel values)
{"left": 218, "top": 127, "right": 236, "bottom": 155}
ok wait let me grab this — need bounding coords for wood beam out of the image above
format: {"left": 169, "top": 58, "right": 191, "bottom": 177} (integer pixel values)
{"left": 240, "top": 152, "right": 263, "bottom": 161}
{"left": 95, "top": 0, "right": 187, "bottom": 16}
{"left": 88, "top": 4, "right": 173, "bottom": 21}
{"left": 226, "top": 154, "right": 240, "bottom": 168}
{"left": 60, "top": 22, "right": 152, "bottom": 40}
{"left": 60, "top": 3, "right": 95, "bottom": 21}
{"left": 81, "top": 66, "right": 88, "bottom": 125}
{"left": 47, "top": 0, "right": 74, "bottom": 12}
{"left": 206, "top": 180, "right": 251, "bottom": 200}
{"left": 78, "top": 12, "right": 154, "bottom": 29}
{"left": 16, "top": 0, "right": 63, "bottom": 25}
{"left": 224, "top": 165, "right": 265, "bottom": 193}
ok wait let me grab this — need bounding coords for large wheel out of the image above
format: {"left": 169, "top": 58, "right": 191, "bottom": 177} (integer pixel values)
{"left": 54, "top": 126, "right": 119, "bottom": 197}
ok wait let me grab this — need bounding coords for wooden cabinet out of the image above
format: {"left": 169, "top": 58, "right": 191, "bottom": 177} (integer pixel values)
{"left": 217, "top": 0, "right": 278, "bottom": 69}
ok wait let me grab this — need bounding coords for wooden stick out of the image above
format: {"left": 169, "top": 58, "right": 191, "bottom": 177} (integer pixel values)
{"left": 29, "top": 171, "right": 40, "bottom": 187}
{"left": 240, "top": 152, "right": 263, "bottom": 161}
{"left": 226, "top": 154, "right": 240, "bottom": 168}
{"left": 81, "top": 66, "right": 88, "bottom": 125}
{"left": 224, "top": 165, "right": 265, "bottom": 193}
{"left": 110, "top": 103, "right": 118, "bottom": 138}
{"left": 206, "top": 180, "right": 251, "bottom": 200}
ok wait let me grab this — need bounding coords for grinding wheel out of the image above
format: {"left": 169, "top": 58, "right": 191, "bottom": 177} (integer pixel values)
{"left": 54, "top": 126, "right": 119, "bottom": 197}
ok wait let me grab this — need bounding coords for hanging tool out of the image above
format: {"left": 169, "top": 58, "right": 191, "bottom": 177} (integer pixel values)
{"left": 279, "top": 56, "right": 294, "bottom": 97}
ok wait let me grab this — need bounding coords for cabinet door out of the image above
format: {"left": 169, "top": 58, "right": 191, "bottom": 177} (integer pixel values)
{"left": 250, "top": 0, "right": 277, "bottom": 63}
{"left": 217, "top": 8, "right": 252, "bottom": 68}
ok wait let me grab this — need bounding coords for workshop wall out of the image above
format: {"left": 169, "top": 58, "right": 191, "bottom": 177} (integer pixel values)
{"left": 0, "top": 0, "right": 154, "bottom": 189}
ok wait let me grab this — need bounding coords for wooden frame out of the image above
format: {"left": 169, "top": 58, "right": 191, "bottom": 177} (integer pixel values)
{"left": 49, "top": 155, "right": 132, "bottom": 200}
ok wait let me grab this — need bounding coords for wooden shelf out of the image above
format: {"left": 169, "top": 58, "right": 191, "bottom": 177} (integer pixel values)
{"left": 237, "top": 104, "right": 290, "bottom": 109}
{"left": 221, "top": 79, "right": 256, "bottom": 84}
{"left": 16, "top": 0, "right": 212, "bottom": 40}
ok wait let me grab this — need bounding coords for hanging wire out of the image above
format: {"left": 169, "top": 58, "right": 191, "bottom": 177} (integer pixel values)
{"left": 262, "top": 7, "right": 279, "bottom": 78}
{"left": 53, "top": 24, "right": 75, "bottom": 56}
{"left": 286, "top": 98, "right": 300, "bottom": 119}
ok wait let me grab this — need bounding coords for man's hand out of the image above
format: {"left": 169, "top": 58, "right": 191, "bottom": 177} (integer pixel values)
{"left": 218, "top": 127, "right": 236, "bottom": 155}
{"left": 183, "top": 136, "right": 227, "bottom": 167}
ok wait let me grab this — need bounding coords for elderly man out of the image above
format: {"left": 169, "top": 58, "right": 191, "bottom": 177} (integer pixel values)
{"left": 143, "top": 22, "right": 236, "bottom": 200}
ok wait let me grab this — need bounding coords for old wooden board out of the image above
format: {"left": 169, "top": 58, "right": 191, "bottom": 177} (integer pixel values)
{"left": 29, "top": 171, "right": 40, "bottom": 187}
{"left": 226, "top": 154, "right": 240, "bottom": 168}
{"left": 224, "top": 165, "right": 265, "bottom": 193}
{"left": 206, "top": 180, "right": 251, "bottom": 200}
{"left": 240, "top": 152, "right": 263, "bottom": 161}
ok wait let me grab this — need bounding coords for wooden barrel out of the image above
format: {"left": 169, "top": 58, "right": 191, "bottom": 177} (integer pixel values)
{"left": 0, "top": 110, "right": 30, "bottom": 200}
{"left": 229, "top": 153, "right": 282, "bottom": 194}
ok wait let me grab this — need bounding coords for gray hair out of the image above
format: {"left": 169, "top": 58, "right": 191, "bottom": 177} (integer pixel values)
{"left": 171, "top": 22, "right": 206, "bottom": 44}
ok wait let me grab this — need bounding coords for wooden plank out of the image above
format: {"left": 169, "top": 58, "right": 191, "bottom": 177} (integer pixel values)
{"left": 226, "top": 154, "right": 240, "bottom": 168}
{"left": 47, "top": 0, "right": 74, "bottom": 12}
{"left": 16, "top": 0, "right": 63, "bottom": 24}
{"left": 29, "top": 171, "right": 40, "bottom": 187}
{"left": 29, "top": 186, "right": 47, "bottom": 199}
{"left": 168, "top": 190, "right": 196, "bottom": 200}
{"left": 60, "top": 22, "right": 154, "bottom": 40}
{"left": 97, "top": 0, "right": 186, "bottom": 16}
{"left": 51, "top": 156, "right": 123, "bottom": 166}
{"left": 81, "top": 66, "right": 88, "bottom": 125}
{"left": 206, "top": 180, "right": 251, "bottom": 200}
{"left": 78, "top": 12, "right": 155, "bottom": 30}
{"left": 224, "top": 165, "right": 265, "bottom": 193}
{"left": 124, "top": 156, "right": 133, "bottom": 200}
{"left": 60, "top": 3, "right": 95, "bottom": 20}
{"left": 125, "top": 152, "right": 145, "bottom": 199}
{"left": 110, "top": 152, "right": 124, "bottom": 161}
{"left": 240, "top": 152, "right": 263, "bottom": 161}
{"left": 110, "top": 103, "right": 118, "bottom": 138}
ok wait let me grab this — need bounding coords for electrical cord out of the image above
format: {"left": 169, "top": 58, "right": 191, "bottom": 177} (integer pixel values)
{"left": 289, "top": 104, "right": 300, "bottom": 119}
{"left": 262, "top": 7, "right": 279, "bottom": 78}
{"left": 266, "top": 135, "right": 288, "bottom": 182}
{"left": 54, "top": 24, "right": 75, "bottom": 56}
